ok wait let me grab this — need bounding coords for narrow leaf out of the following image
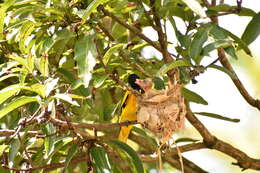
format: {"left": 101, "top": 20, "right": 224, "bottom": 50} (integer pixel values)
{"left": 8, "top": 139, "right": 20, "bottom": 168}
{"left": 0, "top": 0, "right": 16, "bottom": 40}
{"left": 103, "top": 44, "right": 124, "bottom": 65}
{"left": 189, "top": 29, "right": 208, "bottom": 63}
{"left": 182, "top": 87, "right": 208, "bottom": 105}
{"left": 241, "top": 12, "right": 260, "bottom": 45}
{"left": 90, "top": 146, "right": 112, "bottom": 173}
{"left": 181, "top": 0, "right": 207, "bottom": 18}
{"left": 208, "top": 64, "right": 236, "bottom": 79}
{"left": 0, "top": 84, "right": 21, "bottom": 105}
{"left": 54, "top": 94, "right": 80, "bottom": 106}
{"left": 109, "top": 140, "right": 144, "bottom": 173}
{"left": 220, "top": 27, "right": 252, "bottom": 56}
{"left": 157, "top": 59, "right": 192, "bottom": 76}
{"left": 176, "top": 137, "right": 199, "bottom": 143}
{"left": 0, "top": 96, "right": 39, "bottom": 119}
{"left": 82, "top": 0, "right": 110, "bottom": 21}
{"left": 64, "top": 143, "right": 79, "bottom": 170}
{"left": 74, "top": 35, "right": 97, "bottom": 88}
{"left": 194, "top": 112, "right": 240, "bottom": 123}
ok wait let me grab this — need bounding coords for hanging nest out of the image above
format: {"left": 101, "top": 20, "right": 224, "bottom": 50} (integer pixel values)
{"left": 136, "top": 83, "right": 186, "bottom": 143}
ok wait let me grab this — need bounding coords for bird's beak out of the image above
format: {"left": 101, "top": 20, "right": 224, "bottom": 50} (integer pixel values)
{"left": 135, "top": 79, "right": 142, "bottom": 86}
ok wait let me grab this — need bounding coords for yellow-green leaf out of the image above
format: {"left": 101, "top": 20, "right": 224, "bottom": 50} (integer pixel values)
{"left": 0, "top": 96, "right": 39, "bottom": 119}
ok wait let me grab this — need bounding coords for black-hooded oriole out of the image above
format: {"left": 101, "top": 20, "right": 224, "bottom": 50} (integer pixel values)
{"left": 118, "top": 74, "right": 144, "bottom": 142}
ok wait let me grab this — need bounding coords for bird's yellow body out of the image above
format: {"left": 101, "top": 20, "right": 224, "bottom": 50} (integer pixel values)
{"left": 118, "top": 91, "right": 137, "bottom": 142}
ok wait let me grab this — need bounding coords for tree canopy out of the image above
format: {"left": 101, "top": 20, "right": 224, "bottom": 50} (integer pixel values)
{"left": 0, "top": 0, "right": 259, "bottom": 172}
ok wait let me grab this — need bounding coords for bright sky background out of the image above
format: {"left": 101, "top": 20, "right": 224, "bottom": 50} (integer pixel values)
{"left": 142, "top": 1, "right": 260, "bottom": 172}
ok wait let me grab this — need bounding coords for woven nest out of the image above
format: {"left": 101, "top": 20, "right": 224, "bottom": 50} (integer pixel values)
{"left": 137, "top": 83, "right": 186, "bottom": 143}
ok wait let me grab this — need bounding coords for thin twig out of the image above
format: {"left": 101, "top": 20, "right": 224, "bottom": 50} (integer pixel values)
{"left": 98, "top": 5, "right": 162, "bottom": 52}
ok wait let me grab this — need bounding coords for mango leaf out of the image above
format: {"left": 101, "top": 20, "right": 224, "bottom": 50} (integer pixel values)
{"left": 8, "top": 138, "right": 20, "bottom": 168}
{"left": 182, "top": 87, "right": 208, "bottom": 105}
{"left": 93, "top": 73, "right": 108, "bottom": 88}
{"left": 208, "top": 64, "right": 236, "bottom": 79}
{"left": 0, "top": 73, "right": 19, "bottom": 82}
{"left": 0, "top": 0, "right": 16, "bottom": 40}
{"left": 224, "top": 46, "right": 238, "bottom": 59}
{"left": 103, "top": 43, "right": 124, "bottom": 65}
{"left": 189, "top": 28, "right": 208, "bottom": 63}
{"left": 176, "top": 137, "right": 199, "bottom": 143}
{"left": 153, "top": 77, "right": 165, "bottom": 90}
{"left": 0, "top": 61, "right": 19, "bottom": 76}
{"left": 0, "top": 96, "right": 39, "bottom": 119}
{"left": 74, "top": 34, "right": 97, "bottom": 88}
{"left": 0, "top": 84, "right": 22, "bottom": 105}
{"left": 181, "top": 0, "right": 207, "bottom": 18}
{"left": 82, "top": 0, "right": 110, "bottom": 21}
{"left": 7, "top": 54, "right": 30, "bottom": 72}
{"left": 90, "top": 146, "right": 112, "bottom": 173}
{"left": 194, "top": 112, "right": 240, "bottom": 123}
{"left": 241, "top": 12, "right": 260, "bottom": 45}
{"left": 208, "top": 4, "right": 256, "bottom": 17}
{"left": 109, "top": 140, "right": 144, "bottom": 173}
{"left": 219, "top": 27, "right": 252, "bottom": 56}
{"left": 22, "top": 83, "right": 46, "bottom": 98}
{"left": 64, "top": 143, "right": 79, "bottom": 170}
{"left": 157, "top": 59, "right": 192, "bottom": 76}
{"left": 202, "top": 40, "right": 232, "bottom": 56}
{"left": 39, "top": 56, "right": 49, "bottom": 77}
{"left": 54, "top": 94, "right": 80, "bottom": 106}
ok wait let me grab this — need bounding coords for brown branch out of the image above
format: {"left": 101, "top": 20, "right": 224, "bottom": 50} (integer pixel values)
{"left": 186, "top": 108, "right": 260, "bottom": 170}
{"left": 50, "top": 117, "right": 138, "bottom": 131}
{"left": 129, "top": 134, "right": 208, "bottom": 173}
{"left": 209, "top": 9, "right": 260, "bottom": 111}
{"left": 98, "top": 5, "right": 162, "bottom": 52}
{"left": 218, "top": 48, "right": 260, "bottom": 110}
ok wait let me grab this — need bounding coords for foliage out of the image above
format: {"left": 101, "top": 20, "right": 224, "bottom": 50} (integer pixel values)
{"left": 0, "top": 0, "right": 259, "bottom": 172}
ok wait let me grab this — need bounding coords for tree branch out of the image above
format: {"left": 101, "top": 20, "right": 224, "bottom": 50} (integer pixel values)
{"left": 186, "top": 108, "right": 260, "bottom": 170}
{"left": 98, "top": 5, "right": 162, "bottom": 52}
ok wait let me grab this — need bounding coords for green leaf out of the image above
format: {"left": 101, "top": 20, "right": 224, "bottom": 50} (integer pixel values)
{"left": 220, "top": 27, "right": 252, "bottom": 56}
{"left": 181, "top": 0, "right": 207, "bottom": 18}
{"left": 90, "top": 146, "right": 112, "bottom": 173}
{"left": 194, "top": 112, "right": 240, "bottom": 123}
{"left": 153, "top": 77, "right": 165, "bottom": 90}
{"left": 82, "top": 0, "right": 110, "bottom": 22}
{"left": 189, "top": 29, "right": 208, "bottom": 63}
{"left": 157, "top": 59, "right": 192, "bottom": 76}
{"left": 207, "top": 64, "right": 236, "bottom": 79}
{"left": 182, "top": 87, "right": 208, "bottom": 105}
{"left": 74, "top": 34, "right": 97, "bottom": 88}
{"left": 0, "top": 73, "right": 18, "bottom": 82}
{"left": 8, "top": 139, "right": 20, "bottom": 168}
{"left": 224, "top": 46, "right": 238, "bottom": 59}
{"left": 0, "top": 84, "right": 21, "bottom": 105}
{"left": 103, "top": 44, "right": 124, "bottom": 65}
{"left": 0, "top": 96, "right": 39, "bottom": 119}
{"left": 7, "top": 54, "right": 30, "bottom": 72}
{"left": 109, "top": 140, "right": 144, "bottom": 173}
{"left": 175, "top": 137, "right": 199, "bottom": 143}
{"left": 208, "top": 4, "right": 256, "bottom": 17}
{"left": 241, "top": 12, "right": 260, "bottom": 45}
{"left": 54, "top": 94, "right": 80, "bottom": 106}
{"left": 0, "top": 0, "right": 16, "bottom": 40}
{"left": 93, "top": 73, "right": 108, "bottom": 88}
{"left": 64, "top": 143, "right": 79, "bottom": 170}
{"left": 202, "top": 40, "right": 232, "bottom": 56}
{"left": 39, "top": 56, "right": 49, "bottom": 77}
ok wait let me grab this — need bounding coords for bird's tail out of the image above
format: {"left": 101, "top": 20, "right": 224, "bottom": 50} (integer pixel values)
{"left": 118, "top": 125, "right": 133, "bottom": 142}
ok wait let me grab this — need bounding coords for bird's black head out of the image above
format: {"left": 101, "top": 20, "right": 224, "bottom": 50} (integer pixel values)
{"left": 128, "top": 74, "right": 144, "bottom": 93}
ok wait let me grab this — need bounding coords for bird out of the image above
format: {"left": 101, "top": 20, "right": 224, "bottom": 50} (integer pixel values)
{"left": 118, "top": 74, "right": 143, "bottom": 142}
